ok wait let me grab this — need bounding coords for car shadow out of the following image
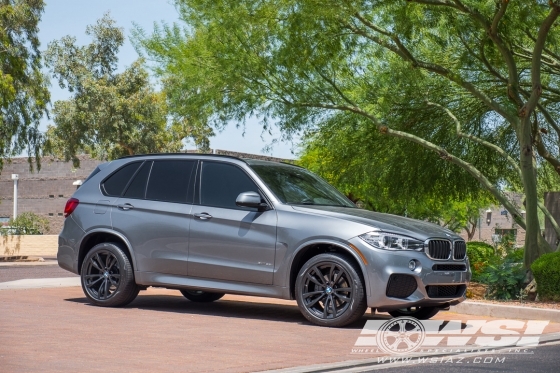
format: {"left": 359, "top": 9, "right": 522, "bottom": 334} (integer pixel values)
{"left": 64, "top": 293, "right": 391, "bottom": 329}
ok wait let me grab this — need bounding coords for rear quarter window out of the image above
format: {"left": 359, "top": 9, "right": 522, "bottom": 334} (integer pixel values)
{"left": 102, "top": 162, "right": 142, "bottom": 196}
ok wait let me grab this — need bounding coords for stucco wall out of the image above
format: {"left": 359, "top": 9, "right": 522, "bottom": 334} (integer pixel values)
{"left": 0, "top": 235, "right": 58, "bottom": 257}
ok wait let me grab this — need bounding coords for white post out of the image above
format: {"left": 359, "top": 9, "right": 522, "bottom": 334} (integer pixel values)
{"left": 11, "top": 174, "right": 19, "bottom": 219}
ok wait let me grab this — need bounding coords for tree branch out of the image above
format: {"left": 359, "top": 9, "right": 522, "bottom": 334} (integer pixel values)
{"left": 522, "top": 3, "right": 560, "bottom": 118}
{"left": 427, "top": 101, "right": 522, "bottom": 181}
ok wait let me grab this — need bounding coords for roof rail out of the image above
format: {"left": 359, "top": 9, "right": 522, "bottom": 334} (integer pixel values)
{"left": 117, "top": 153, "right": 246, "bottom": 162}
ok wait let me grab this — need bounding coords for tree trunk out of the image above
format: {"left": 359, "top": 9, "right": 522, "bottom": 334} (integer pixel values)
{"left": 519, "top": 119, "right": 553, "bottom": 268}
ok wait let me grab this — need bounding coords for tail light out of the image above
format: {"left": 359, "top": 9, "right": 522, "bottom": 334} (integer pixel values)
{"left": 64, "top": 198, "right": 80, "bottom": 218}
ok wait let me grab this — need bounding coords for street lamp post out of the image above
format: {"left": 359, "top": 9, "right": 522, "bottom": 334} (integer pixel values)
{"left": 11, "top": 174, "right": 19, "bottom": 219}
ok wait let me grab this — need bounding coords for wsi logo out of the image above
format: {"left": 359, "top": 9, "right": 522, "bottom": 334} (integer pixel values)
{"left": 354, "top": 317, "right": 549, "bottom": 355}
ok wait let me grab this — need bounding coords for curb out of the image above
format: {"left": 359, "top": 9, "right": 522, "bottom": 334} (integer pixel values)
{"left": 450, "top": 301, "right": 560, "bottom": 323}
{"left": 0, "top": 277, "right": 80, "bottom": 290}
{"left": 0, "top": 260, "right": 59, "bottom": 267}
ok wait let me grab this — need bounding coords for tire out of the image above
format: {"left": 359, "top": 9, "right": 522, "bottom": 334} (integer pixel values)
{"left": 80, "top": 242, "right": 139, "bottom": 307}
{"left": 388, "top": 306, "right": 440, "bottom": 320}
{"left": 180, "top": 290, "right": 225, "bottom": 302}
{"left": 295, "top": 253, "right": 367, "bottom": 327}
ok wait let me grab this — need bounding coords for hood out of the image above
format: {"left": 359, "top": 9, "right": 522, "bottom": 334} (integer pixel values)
{"left": 291, "top": 205, "right": 463, "bottom": 241}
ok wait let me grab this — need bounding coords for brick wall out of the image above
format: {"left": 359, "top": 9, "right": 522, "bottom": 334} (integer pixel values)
{"left": 0, "top": 156, "right": 103, "bottom": 234}
{"left": 0, "top": 235, "right": 59, "bottom": 257}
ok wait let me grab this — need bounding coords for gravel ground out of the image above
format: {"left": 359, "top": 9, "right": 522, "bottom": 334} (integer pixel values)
{"left": 0, "top": 265, "right": 78, "bottom": 283}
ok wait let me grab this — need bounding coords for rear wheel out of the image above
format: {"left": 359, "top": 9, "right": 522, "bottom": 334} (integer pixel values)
{"left": 388, "top": 306, "right": 439, "bottom": 320}
{"left": 295, "top": 253, "right": 367, "bottom": 327}
{"left": 180, "top": 290, "right": 225, "bottom": 302}
{"left": 81, "top": 242, "right": 139, "bottom": 307}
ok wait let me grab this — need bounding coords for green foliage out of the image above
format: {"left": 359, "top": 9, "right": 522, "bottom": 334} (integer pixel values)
{"left": 0, "top": 212, "right": 49, "bottom": 235}
{"left": 135, "top": 0, "right": 560, "bottom": 266}
{"left": 0, "top": 0, "right": 50, "bottom": 172}
{"left": 467, "top": 241, "right": 494, "bottom": 282}
{"left": 531, "top": 252, "right": 560, "bottom": 302}
{"left": 470, "top": 237, "right": 526, "bottom": 300}
{"left": 478, "top": 258, "right": 526, "bottom": 301}
{"left": 44, "top": 14, "right": 212, "bottom": 166}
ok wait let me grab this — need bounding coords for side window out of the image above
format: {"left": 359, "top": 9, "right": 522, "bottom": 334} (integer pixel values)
{"left": 124, "top": 161, "right": 152, "bottom": 199}
{"left": 102, "top": 162, "right": 142, "bottom": 196}
{"left": 146, "top": 160, "right": 195, "bottom": 203}
{"left": 200, "top": 162, "right": 260, "bottom": 210}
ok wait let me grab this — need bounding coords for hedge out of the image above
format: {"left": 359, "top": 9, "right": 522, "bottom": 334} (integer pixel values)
{"left": 531, "top": 252, "right": 560, "bottom": 301}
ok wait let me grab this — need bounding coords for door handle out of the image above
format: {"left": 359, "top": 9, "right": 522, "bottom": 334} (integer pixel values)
{"left": 117, "top": 203, "right": 134, "bottom": 211}
{"left": 194, "top": 212, "right": 212, "bottom": 220}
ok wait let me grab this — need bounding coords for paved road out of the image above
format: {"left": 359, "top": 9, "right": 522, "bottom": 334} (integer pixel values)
{"left": 0, "top": 263, "right": 77, "bottom": 282}
{"left": 365, "top": 342, "right": 560, "bottom": 373}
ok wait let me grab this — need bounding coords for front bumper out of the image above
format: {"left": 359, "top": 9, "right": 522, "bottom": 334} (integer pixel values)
{"left": 349, "top": 237, "right": 471, "bottom": 311}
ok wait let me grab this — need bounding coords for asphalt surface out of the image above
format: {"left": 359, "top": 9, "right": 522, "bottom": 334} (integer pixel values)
{"left": 365, "top": 342, "right": 560, "bottom": 373}
{"left": 0, "top": 263, "right": 77, "bottom": 282}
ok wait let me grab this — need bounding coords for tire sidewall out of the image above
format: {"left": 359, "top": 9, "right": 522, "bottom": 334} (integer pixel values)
{"left": 80, "top": 242, "right": 134, "bottom": 306}
{"left": 295, "top": 253, "right": 365, "bottom": 327}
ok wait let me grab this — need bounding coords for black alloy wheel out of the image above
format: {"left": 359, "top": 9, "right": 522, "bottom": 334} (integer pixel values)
{"left": 180, "top": 290, "right": 225, "bottom": 302}
{"left": 81, "top": 242, "right": 139, "bottom": 307}
{"left": 295, "top": 253, "right": 367, "bottom": 327}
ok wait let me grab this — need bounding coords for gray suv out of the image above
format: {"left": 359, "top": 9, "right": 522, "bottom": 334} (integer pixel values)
{"left": 58, "top": 154, "right": 470, "bottom": 327}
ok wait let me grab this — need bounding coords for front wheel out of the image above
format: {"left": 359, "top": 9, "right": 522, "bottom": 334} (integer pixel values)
{"left": 180, "top": 290, "right": 225, "bottom": 302}
{"left": 295, "top": 253, "right": 367, "bottom": 327}
{"left": 388, "top": 306, "right": 439, "bottom": 320}
{"left": 81, "top": 242, "right": 139, "bottom": 307}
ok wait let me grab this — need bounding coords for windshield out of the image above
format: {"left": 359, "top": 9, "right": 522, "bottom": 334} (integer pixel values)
{"left": 250, "top": 163, "right": 355, "bottom": 207}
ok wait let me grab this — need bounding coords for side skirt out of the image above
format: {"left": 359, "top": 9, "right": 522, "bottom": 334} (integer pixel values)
{"left": 135, "top": 271, "right": 291, "bottom": 300}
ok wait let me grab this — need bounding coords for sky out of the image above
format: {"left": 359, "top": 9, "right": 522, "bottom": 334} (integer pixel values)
{"left": 38, "top": 0, "right": 299, "bottom": 159}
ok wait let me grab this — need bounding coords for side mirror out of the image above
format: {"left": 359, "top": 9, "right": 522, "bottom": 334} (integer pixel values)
{"left": 236, "top": 191, "right": 268, "bottom": 210}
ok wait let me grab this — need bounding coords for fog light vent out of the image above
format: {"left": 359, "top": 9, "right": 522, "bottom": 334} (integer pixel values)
{"left": 386, "top": 274, "right": 417, "bottom": 299}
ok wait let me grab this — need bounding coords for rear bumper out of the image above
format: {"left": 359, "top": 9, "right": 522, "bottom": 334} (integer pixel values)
{"left": 349, "top": 238, "right": 470, "bottom": 311}
{"left": 57, "top": 216, "right": 85, "bottom": 275}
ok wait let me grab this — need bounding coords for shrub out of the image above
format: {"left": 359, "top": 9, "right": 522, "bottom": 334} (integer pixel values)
{"left": 0, "top": 212, "right": 49, "bottom": 235}
{"left": 531, "top": 252, "right": 560, "bottom": 301}
{"left": 478, "top": 258, "right": 526, "bottom": 300}
{"left": 467, "top": 241, "right": 495, "bottom": 282}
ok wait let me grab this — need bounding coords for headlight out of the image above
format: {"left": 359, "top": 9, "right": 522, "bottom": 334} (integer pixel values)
{"left": 359, "top": 231, "right": 425, "bottom": 251}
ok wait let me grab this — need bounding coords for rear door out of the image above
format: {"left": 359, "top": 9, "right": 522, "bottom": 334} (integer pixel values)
{"left": 188, "top": 161, "right": 277, "bottom": 284}
{"left": 110, "top": 159, "right": 196, "bottom": 276}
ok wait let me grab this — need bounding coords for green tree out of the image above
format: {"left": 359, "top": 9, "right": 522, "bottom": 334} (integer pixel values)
{"left": 44, "top": 14, "right": 212, "bottom": 166}
{"left": 0, "top": 0, "right": 49, "bottom": 171}
{"left": 136, "top": 0, "right": 560, "bottom": 267}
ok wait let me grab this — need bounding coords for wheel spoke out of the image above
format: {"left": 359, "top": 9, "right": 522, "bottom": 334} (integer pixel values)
{"left": 104, "top": 278, "right": 110, "bottom": 297}
{"left": 302, "top": 290, "right": 323, "bottom": 298}
{"left": 105, "top": 253, "right": 112, "bottom": 269}
{"left": 306, "top": 293, "right": 326, "bottom": 308}
{"left": 109, "top": 277, "right": 119, "bottom": 287}
{"left": 328, "top": 264, "right": 335, "bottom": 283}
{"left": 333, "top": 293, "right": 351, "bottom": 303}
{"left": 312, "top": 266, "right": 325, "bottom": 284}
{"left": 334, "top": 287, "right": 352, "bottom": 293}
{"left": 323, "top": 296, "right": 330, "bottom": 318}
{"left": 306, "top": 273, "right": 324, "bottom": 288}
{"left": 90, "top": 257, "right": 103, "bottom": 271}
{"left": 109, "top": 274, "right": 121, "bottom": 279}
{"left": 107, "top": 256, "right": 117, "bottom": 271}
{"left": 87, "top": 276, "right": 103, "bottom": 287}
{"left": 331, "top": 295, "right": 338, "bottom": 316}
{"left": 95, "top": 253, "right": 105, "bottom": 270}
